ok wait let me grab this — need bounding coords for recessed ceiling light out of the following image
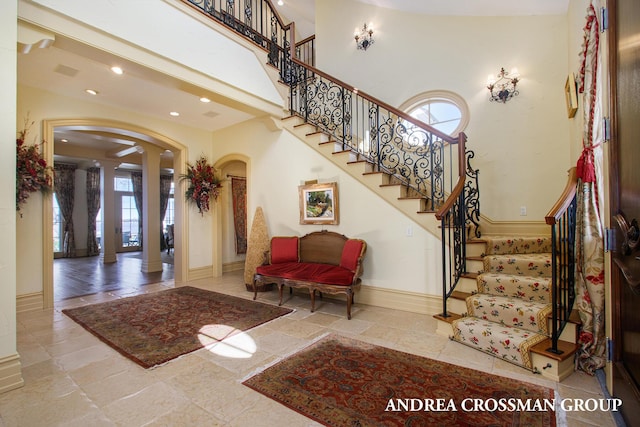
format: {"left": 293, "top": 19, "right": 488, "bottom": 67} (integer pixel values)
{"left": 111, "top": 66, "right": 123, "bottom": 75}
{"left": 170, "top": 111, "right": 180, "bottom": 117}
{"left": 278, "top": 0, "right": 283, "bottom": 5}
{"left": 200, "top": 97, "right": 211, "bottom": 103}
{"left": 85, "top": 89, "right": 98, "bottom": 95}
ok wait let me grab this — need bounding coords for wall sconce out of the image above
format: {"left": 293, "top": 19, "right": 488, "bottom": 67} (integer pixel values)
{"left": 354, "top": 23, "right": 374, "bottom": 51}
{"left": 487, "top": 67, "right": 520, "bottom": 103}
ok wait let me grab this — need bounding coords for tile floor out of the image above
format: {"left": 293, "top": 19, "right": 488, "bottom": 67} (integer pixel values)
{"left": 1, "top": 271, "right": 619, "bottom": 426}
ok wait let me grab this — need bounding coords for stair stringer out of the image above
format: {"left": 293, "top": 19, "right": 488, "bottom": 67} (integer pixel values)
{"left": 278, "top": 116, "right": 443, "bottom": 238}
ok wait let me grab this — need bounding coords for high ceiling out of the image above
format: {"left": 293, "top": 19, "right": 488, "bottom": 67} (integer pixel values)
{"left": 17, "top": 0, "right": 570, "bottom": 170}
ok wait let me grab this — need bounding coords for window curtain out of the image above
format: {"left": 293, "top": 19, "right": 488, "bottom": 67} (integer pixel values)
{"left": 574, "top": 2, "right": 606, "bottom": 374}
{"left": 231, "top": 176, "right": 247, "bottom": 254}
{"left": 54, "top": 163, "right": 77, "bottom": 258}
{"left": 86, "top": 167, "right": 101, "bottom": 256}
{"left": 131, "top": 171, "right": 143, "bottom": 247}
{"left": 159, "top": 174, "right": 173, "bottom": 250}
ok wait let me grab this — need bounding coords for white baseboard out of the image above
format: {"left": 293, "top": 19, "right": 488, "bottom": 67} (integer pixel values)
{"left": 187, "top": 265, "right": 213, "bottom": 281}
{"left": 16, "top": 292, "right": 44, "bottom": 313}
{"left": 0, "top": 354, "right": 23, "bottom": 394}
{"left": 358, "top": 285, "right": 442, "bottom": 315}
{"left": 480, "top": 217, "right": 549, "bottom": 236}
{"left": 222, "top": 261, "right": 245, "bottom": 273}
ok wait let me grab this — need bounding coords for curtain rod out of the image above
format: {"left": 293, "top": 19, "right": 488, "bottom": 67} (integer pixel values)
{"left": 226, "top": 174, "right": 246, "bottom": 180}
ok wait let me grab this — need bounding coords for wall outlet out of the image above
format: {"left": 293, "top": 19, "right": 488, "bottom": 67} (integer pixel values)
{"left": 520, "top": 206, "right": 527, "bottom": 216}
{"left": 406, "top": 225, "right": 413, "bottom": 237}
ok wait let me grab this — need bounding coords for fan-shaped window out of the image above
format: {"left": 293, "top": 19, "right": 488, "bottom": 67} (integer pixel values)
{"left": 399, "top": 90, "right": 469, "bottom": 138}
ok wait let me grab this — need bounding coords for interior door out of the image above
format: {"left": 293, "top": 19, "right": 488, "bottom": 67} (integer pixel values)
{"left": 115, "top": 192, "right": 141, "bottom": 252}
{"left": 609, "top": 0, "right": 640, "bottom": 423}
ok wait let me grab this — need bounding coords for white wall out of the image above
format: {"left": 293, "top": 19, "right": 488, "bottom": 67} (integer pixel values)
{"left": 316, "top": 0, "right": 573, "bottom": 223}
{"left": 1, "top": 0, "right": 18, "bottom": 362}
{"left": 212, "top": 119, "right": 443, "bottom": 295}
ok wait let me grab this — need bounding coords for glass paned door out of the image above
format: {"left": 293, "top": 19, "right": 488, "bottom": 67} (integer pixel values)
{"left": 115, "top": 193, "right": 140, "bottom": 252}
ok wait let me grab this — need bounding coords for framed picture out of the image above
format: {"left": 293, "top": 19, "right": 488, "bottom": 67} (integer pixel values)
{"left": 299, "top": 182, "right": 339, "bottom": 225}
{"left": 565, "top": 73, "right": 578, "bottom": 118}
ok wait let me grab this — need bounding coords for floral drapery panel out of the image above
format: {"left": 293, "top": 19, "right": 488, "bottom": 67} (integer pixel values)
{"left": 131, "top": 171, "right": 144, "bottom": 246}
{"left": 86, "top": 167, "right": 101, "bottom": 256}
{"left": 574, "top": 2, "right": 606, "bottom": 374}
{"left": 231, "top": 177, "right": 247, "bottom": 254}
{"left": 54, "top": 163, "right": 77, "bottom": 257}
{"left": 160, "top": 174, "right": 173, "bottom": 250}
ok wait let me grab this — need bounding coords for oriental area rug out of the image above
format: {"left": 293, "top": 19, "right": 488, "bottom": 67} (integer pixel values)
{"left": 62, "top": 286, "right": 292, "bottom": 368}
{"left": 243, "top": 334, "right": 556, "bottom": 427}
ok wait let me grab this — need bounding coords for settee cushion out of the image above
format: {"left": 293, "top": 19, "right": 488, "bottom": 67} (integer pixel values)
{"left": 256, "top": 262, "right": 355, "bottom": 286}
{"left": 270, "top": 236, "right": 299, "bottom": 264}
{"left": 340, "top": 239, "right": 364, "bottom": 271}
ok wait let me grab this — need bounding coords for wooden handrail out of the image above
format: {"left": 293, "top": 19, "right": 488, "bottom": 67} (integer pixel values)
{"left": 545, "top": 167, "right": 578, "bottom": 225}
{"left": 296, "top": 34, "right": 315, "bottom": 47}
{"left": 288, "top": 56, "right": 460, "bottom": 145}
{"left": 435, "top": 133, "right": 467, "bottom": 220}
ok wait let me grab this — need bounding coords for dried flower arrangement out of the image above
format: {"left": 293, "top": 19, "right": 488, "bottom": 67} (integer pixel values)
{"left": 16, "top": 119, "right": 53, "bottom": 216}
{"left": 181, "top": 155, "right": 222, "bottom": 214}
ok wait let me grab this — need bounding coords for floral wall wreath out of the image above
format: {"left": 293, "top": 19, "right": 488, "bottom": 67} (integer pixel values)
{"left": 16, "top": 119, "right": 53, "bottom": 217}
{"left": 180, "top": 155, "right": 222, "bottom": 214}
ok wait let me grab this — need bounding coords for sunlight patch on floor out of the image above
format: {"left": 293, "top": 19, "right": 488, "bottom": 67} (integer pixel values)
{"left": 198, "top": 324, "right": 257, "bottom": 358}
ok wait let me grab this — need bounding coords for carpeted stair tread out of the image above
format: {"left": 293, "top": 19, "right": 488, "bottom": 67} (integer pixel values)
{"left": 477, "top": 273, "right": 551, "bottom": 303}
{"left": 483, "top": 253, "right": 553, "bottom": 277}
{"left": 452, "top": 317, "right": 549, "bottom": 370}
{"left": 484, "top": 236, "right": 552, "bottom": 255}
{"left": 466, "top": 294, "right": 552, "bottom": 335}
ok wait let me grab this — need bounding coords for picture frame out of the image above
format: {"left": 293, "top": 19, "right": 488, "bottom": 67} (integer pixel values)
{"left": 565, "top": 73, "right": 578, "bottom": 118}
{"left": 299, "top": 182, "right": 339, "bottom": 225}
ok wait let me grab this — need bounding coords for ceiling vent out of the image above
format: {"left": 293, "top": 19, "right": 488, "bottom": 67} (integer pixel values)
{"left": 203, "top": 111, "right": 219, "bottom": 118}
{"left": 54, "top": 64, "right": 79, "bottom": 77}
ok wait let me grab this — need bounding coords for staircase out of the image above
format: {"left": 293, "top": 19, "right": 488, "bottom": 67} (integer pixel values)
{"left": 436, "top": 236, "right": 579, "bottom": 381}
{"left": 180, "top": 0, "right": 579, "bottom": 381}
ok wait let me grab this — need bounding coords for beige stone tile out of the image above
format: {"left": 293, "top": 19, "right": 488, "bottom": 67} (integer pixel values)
{"left": 54, "top": 343, "right": 120, "bottom": 371}
{"left": 101, "top": 382, "right": 190, "bottom": 427}
{"left": 0, "top": 390, "right": 100, "bottom": 427}
{"left": 80, "top": 367, "right": 158, "bottom": 406}
{"left": 68, "top": 355, "right": 137, "bottom": 386}
{"left": 20, "top": 358, "right": 65, "bottom": 383}
{"left": 556, "top": 386, "right": 616, "bottom": 427}
{"left": 144, "top": 402, "right": 225, "bottom": 426}
{"left": 227, "top": 394, "right": 323, "bottom": 427}
{"left": 16, "top": 341, "right": 51, "bottom": 368}
{"left": 184, "top": 377, "right": 264, "bottom": 422}
{"left": 328, "top": 317, "right": 372, "bottom": 335}
{"left": 435, "top": 339, "right": 496, "bottom": 372}
{"left": 304, "top": 312, "right": 341, "bottom": 326}
{"left": 254, "top": 331, "right": 308, "bottom": 356}
{"left": 270, "top": 317, "right": 326, "bottom": 339}
{"left": 394, "top": 329, "right": 450, "bottom": 357}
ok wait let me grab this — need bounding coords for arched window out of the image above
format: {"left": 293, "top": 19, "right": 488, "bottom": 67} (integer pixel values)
{"left": 399, "top": 90, "right": 469, "bottom": 137}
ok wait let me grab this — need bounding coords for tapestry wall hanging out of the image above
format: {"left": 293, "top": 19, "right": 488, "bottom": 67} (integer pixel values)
{"left": 231, "top": 176, "right": 247, "bottom": 254}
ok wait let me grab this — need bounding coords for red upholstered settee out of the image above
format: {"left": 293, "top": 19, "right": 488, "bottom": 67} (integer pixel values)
{"left": 252, "top": 230, "right": 367, "bottom": 319}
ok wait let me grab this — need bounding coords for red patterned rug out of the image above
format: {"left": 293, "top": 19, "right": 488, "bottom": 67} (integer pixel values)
{"left": 243, "top": 334, "right": 556, "bottom": 427}
{"left": 62, "top": 286, "right": 292, "bottom": 368}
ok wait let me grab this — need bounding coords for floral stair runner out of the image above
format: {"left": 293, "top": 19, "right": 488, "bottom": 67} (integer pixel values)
{"left": 452, "top": 236, "right": 554, "bottom": 370}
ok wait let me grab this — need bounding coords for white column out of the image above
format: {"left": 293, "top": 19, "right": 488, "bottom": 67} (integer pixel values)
{"left": 100, "top": 160, "right": 119, "bottom": 264}
{"left": 0, "top": 0, "right": 23, "bottom": 394}
{"left": 141, "top": 144, "right": 164, "bottom": 273}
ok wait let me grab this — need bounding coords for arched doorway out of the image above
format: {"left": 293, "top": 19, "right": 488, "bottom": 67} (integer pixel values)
{"left": 213, "top": 154, "right": 250, "bottom": 278}
{"left": 42, "top": 118, "right": 188, "bottom": 308}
